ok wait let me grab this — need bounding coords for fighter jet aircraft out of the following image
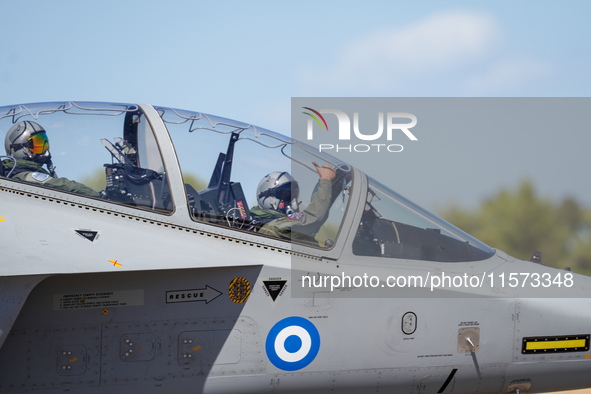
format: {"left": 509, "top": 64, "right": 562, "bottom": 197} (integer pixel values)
{"left": 1, "top": 101, "right": 590, "bottom": 394}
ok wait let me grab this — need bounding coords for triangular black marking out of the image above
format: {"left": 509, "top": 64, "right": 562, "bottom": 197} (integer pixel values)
{"left": 263, "top": 280, "right": 287, "bottom": 301}
{"left": 75, "top": 230, "right": 98, "bottom": 242}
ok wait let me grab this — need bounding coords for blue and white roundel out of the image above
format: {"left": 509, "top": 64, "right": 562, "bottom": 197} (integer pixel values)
{"left": 265, "top": 316, "right": 320, "bottom": 371}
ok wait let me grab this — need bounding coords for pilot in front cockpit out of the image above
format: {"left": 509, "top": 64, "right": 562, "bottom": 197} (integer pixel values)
{"left": 250, "top": 162, "right": 336, "bottom": 243}
{"left": 3, "top": 121, "right": 100, "bottom": 198}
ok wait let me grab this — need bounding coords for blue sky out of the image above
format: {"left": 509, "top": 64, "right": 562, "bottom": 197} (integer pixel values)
{"left": 1, "top": 1, "right": 590, "bottom": 211}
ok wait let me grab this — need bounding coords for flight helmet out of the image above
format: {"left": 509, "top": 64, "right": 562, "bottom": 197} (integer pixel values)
{"left": 4, "top": 121, "right": 51, "bottom": 164}
{"left": 257, "top": 171, "right": 300, "bottom": 215}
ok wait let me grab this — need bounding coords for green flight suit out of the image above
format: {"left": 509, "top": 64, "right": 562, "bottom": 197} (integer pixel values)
{"left": 252, "top": 178, "right": 332, "bottom": 243}
{"left": 3, "top": 159, "right": 100, "bottom": 198}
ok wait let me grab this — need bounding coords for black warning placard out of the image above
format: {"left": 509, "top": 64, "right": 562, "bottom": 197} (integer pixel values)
{"left": 262, "top": 277, "right": 288, "bottom": 303}
{"left": 74, "top": 229, "right": 100, "bottom": 242}
{"left": 53, "top": 289, "right": 144, "bottom": 311}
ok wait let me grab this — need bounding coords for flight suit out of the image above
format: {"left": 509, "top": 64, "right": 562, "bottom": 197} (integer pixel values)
{"left": 4, "top": 159, "right": 101, "bottom": 198}
{"left": 252, "top": 178, "right": 333, "bottom": 243}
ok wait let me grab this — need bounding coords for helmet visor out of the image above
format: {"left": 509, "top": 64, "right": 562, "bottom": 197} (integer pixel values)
{"left": 28, "top": 132, "right": 49, "bottom": 154}
{"left": 273, "top": 182, "right": 299, "bottom": 203}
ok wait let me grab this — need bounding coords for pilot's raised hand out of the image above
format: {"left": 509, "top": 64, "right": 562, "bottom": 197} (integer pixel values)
{"left": 312, "top": 161, "right": 336, "bottom": 181}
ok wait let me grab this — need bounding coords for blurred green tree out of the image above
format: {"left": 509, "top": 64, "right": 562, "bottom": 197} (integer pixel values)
{"left": 569, "top": 208, "right": 591, "bottom": 273}
{"left": 441, "top": 180, "right": 591, "bottom": 276}
{"left": 82, "top": 168, "right": 107, "bottom": 192}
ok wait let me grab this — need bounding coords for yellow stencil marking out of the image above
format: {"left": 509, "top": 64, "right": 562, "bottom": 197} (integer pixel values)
{"left": 109, "top": 259, "right": 121, "bottom": 268}
{"left": 526, "top": 339, "right": 587, "bottom": 350}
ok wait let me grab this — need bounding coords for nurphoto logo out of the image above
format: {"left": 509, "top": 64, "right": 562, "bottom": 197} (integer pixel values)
{"left": 302, "top": 107, "right": 418, "bottom": 153}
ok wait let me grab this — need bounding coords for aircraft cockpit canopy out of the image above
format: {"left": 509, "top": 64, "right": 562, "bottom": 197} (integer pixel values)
{"left": 0, "top": 102, "right": 173, "bottom": 212}
{"left": 156, "top": 106, "right": 353, "bottom": 248}
{"left": 353, "top": 177, "right": 495, "bottom": 262}
{"left": 0, "top": 101, "right": 494, "bottom": 260}
{"left": 0, "top": 102, "right": 353, "bottom": 249}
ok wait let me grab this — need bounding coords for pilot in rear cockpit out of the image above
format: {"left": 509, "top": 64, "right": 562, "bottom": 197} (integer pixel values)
{"left": 250, "top": 162, "right": 335, "bottom": 244}
{"left": 3, "top": 121, "right": 100, "bottom": 198}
